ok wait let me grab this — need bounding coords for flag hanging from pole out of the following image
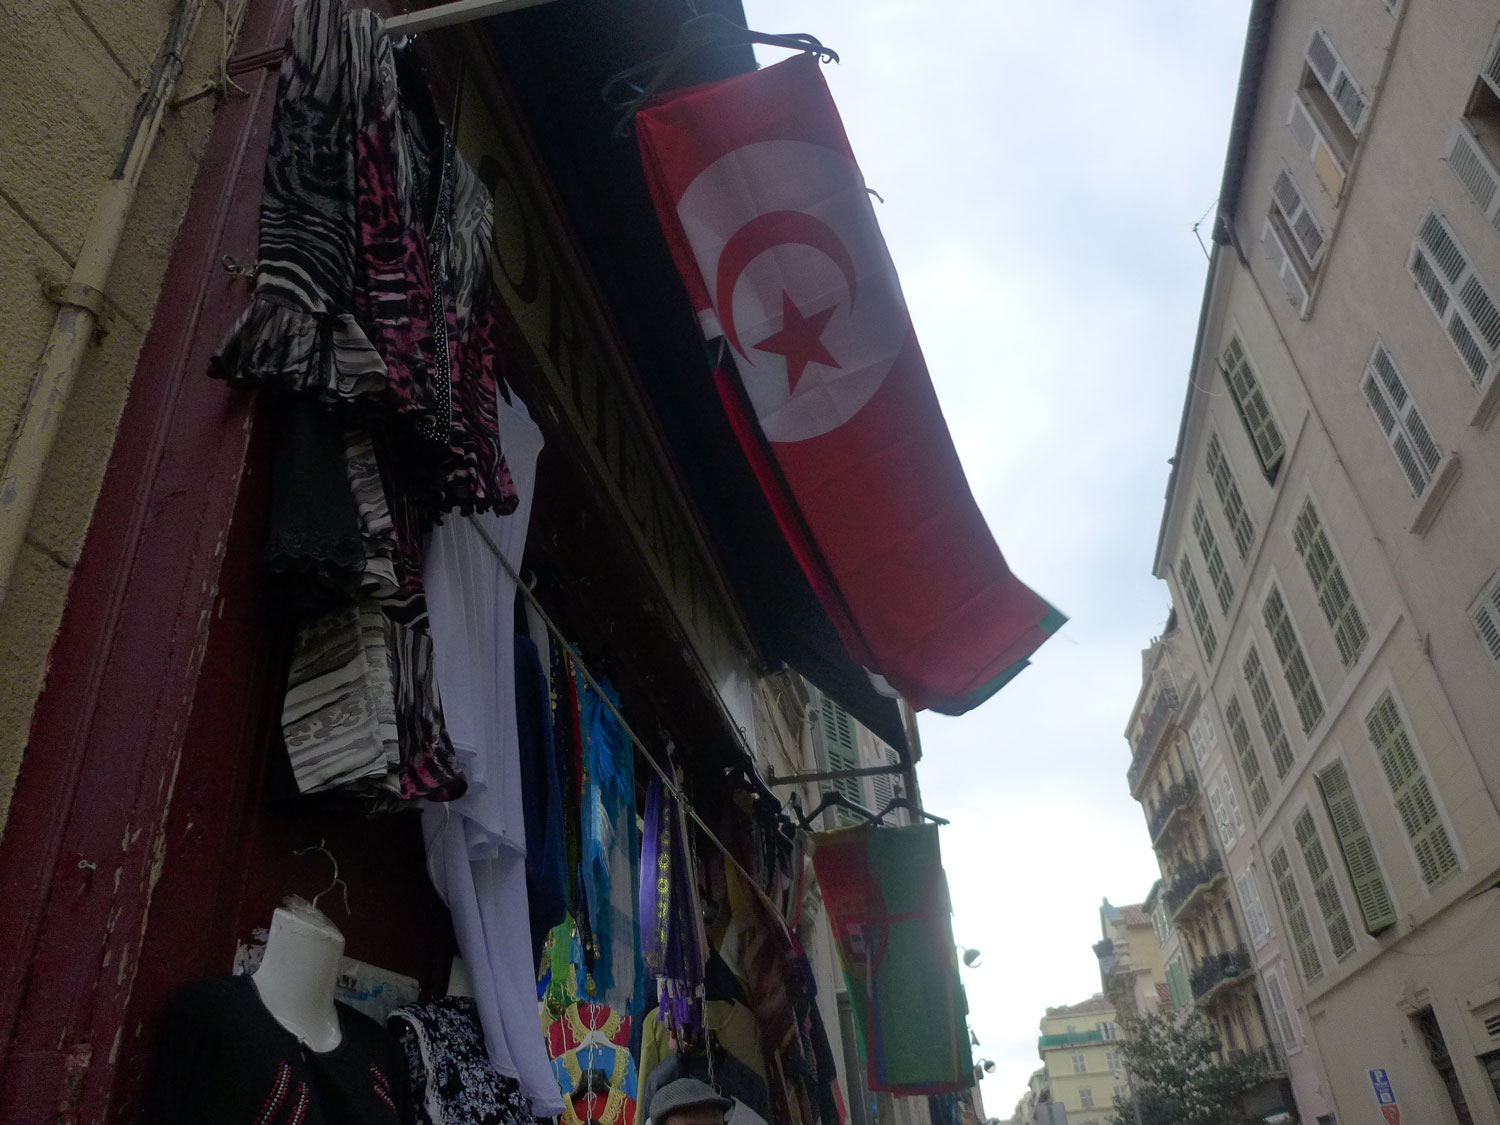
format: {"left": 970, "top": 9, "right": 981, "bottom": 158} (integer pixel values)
{"left": 810, "top": 824, "right": 972, "bottom": 1093}
{"left": 636, "top": 53, "right": 1063, "bottom": 714}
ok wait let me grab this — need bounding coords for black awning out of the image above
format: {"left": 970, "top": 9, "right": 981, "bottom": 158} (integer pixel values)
{"left": 484, "top": 0, "right": 907, "bottom": 753}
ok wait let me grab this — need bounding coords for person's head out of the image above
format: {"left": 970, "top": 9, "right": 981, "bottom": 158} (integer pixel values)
{"left": 649, "top": 1078, "right": 733, "bottom": 1125}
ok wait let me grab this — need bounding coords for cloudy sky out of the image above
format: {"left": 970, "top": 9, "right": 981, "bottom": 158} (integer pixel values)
{"left": 740, "top": 0, "right": 1253, "bottom": 1110}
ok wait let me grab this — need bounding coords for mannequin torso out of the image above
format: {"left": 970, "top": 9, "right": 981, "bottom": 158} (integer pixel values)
{"left": 251, "top": 901, "right": 345, "bottom": 1052}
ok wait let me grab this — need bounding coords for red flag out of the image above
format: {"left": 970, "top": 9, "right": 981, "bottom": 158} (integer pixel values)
{"left": 637, "top": 54, "right": 1063, "bottom": 713}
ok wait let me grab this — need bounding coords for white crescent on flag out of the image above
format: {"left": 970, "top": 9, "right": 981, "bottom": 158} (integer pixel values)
{"left": 675, "top": 140, "right": 909, "bottom": 443}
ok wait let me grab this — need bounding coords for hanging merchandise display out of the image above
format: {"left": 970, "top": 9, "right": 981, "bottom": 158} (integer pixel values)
{"left": 638, "top": 769, "right": 706, "bottom": 1036}
{"left": 147, "top": 900, "right": 409, "bottom": 1123}
{"left": 636, "top": 52, "right": 1064, "bottom": 715}
{"left": 390, "top": 997, "right": 537, "bottom": 1125}
{"left": 810, "top": 824, "right": 973, "bottom": 1094}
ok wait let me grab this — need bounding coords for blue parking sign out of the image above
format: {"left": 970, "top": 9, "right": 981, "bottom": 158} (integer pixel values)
{"left": 1370, "top": 1069, "right": 1395, "bottom": 1105}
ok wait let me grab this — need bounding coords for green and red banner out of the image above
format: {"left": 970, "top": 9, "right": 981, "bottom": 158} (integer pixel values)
{"left": 636, "top": 53, "right": 1062, "bottom": 714}
{"left": 810, "top": 824, "right": 972, "bottom": 1093}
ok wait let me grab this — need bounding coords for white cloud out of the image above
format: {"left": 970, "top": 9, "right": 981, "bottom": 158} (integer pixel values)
{"left": 740, "top": 0, "right": 1253, "bottom": 1105}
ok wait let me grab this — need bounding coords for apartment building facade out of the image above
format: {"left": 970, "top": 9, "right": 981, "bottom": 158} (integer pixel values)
{"left": 1094, "top": 896, "right": 1170, "bottom": 1022}
{"left": 1123, "top": 635, "right": 1301, "bottom": 1121}
{"left": 1150, "top": 2, "right": 1500, "bottom": 1122}
{"left": 1036, "top": 996, "right": 1126, "bottom": 1125}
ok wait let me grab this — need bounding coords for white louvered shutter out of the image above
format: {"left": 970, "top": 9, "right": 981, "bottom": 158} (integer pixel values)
{"left": 868, "top": 746, "right": 900, "bottom": 814}
{"left": 1409, "top": 211, "right": 1500, "bottom": 385}
{"left": 1316, "top": 761, "right": 1397, "bottom": 934}
{"left": 1264, "top": 966, "right": 1301, "bottom": 1048}
{"left": 1366, "top": 694, "right": 1461, "bottom": 888}
{"left": 1210, "top": 782, "right": 1234, "bottom": 848}
{"left": 1362, "top": 344, "right": 1442, "bottom": 497}
{"left": 1271, "top": 168, "right": 1326, "bottom": 267}
{"left": 1470, "top": 573, "right": 1500, "bottom": 668}
{"left": 1306, "top": 28, "right": 1367, "bottom": 135}
{"left": 1484, "top": 28, "right": 1500, "bottom": 101}
{"left": 1262, "top": 220, "right": 1310, "bottom": 315}
{"left": 1234, "top": 866, "right": 1271, "bottom": 947}
{"left": 1444, "top": 125, "right": 1500, "bottom": 231}
{"left": 813, "top": 689, "right": 864, "bottom": 825}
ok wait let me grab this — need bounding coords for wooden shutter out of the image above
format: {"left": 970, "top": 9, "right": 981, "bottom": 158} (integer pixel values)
{"left": 1210, "top": 782, "right": 1233, "bottom": 848}
{"left": 1271, "top": 168, "right": 1326, "bottom": 266}
{"left": 1261, "top": 220, "right": 1311, "bottom": 316}
{"left": 1410, "top": 211, "right": 1500, "bottom": 385}
{"left": 1293, "top": 808, "right": 1358, "bottom": 960}
{"left": 1306, "top": 27, "right": 1367, "bottom": 134}
{"left": 1366, "top": 694, "right": 1461, "bottom": 887}
{"left": 1363, "top": 344, "right": 1442, "bottom": 497}
{"left": 1315, "top": 761, "right": 1397, "bottom": 934}
{"left": 1471, "top": 573, "right": 1500, "bottom": 667}
{"left": 1444, "top": 125, "right": 1500, "bottom": 230}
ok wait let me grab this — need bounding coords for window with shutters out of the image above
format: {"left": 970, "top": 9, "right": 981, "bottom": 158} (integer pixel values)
{"left": 1179, "top": 554, "right": 1218, "bottom": 663}
{"left": 1205, "top": 433, "right": 1256, "bottom": 560}
{"left": 1072, "top": 1054, "right": 1087, "bottom": 1074}
{"left": 1366, "top": 693, "right": 1462, "bottom": 888}
{"left": 1220, "top": 338, "right": 1285, "bottom": 481}
{"left": 1315, "top": 760, "right": 1397, "bottom": 934}
{"left": 1210, "top": 781, "right": 1236, "bottom": 849}
{"left": 1262, "top": 586, "right": 1324, "bottom": 733}
{"left": 1225, "top": 694, "right": 1270, "bottom": 815}
{"left": 1270, "top": 844, "right": 1324, "bottom": 984}
{"left": 1243, "top": 646, "right": 1296, "bottom": 780}
{"left": 1293, "top": 807, "right": 1357, "bottom": 961}
{"left": 1079, "top": 1088, "right": 1094, "bottom": 1109}
{"left": 1263, "top": 965, "right": 1302, "bottom": 1051}
{"left": 1288, "top": 27, "right": 1365, "bottom": 202}
{"left": 812, "top": 690, "right": 866, "bottom": 826}
{"left": 1408, "top": 211, "right": 1500, "bottom": 387}
{"left": 1449, "top": 26, "right": 1500, "bottom": 231}
{"left": 1262, "top": 219, "right": 1311, "bottom": 317}
{"left": 1291, "top": 498, "right": 1369, "bottom": 668}
{"left": 1224, "top": 775, "right": 1245, "bottom": 835}
{"left": 1189, "top": 709, "right": 1218, "bottom": 765}
{"left": 1360, "top": 342, "right": 1444, "bottom": 499}
{"left": 1470, "top": 571, "right": 1500, "bottom": 671}
{"left": 1234, "top": 864, "right": 1272, "bottom": 948}
{"left": 1192, "top": 499, "right": 1235, "bottom": 614}
{"left": 867, "top": 745, "right": 901, "bottom": 816}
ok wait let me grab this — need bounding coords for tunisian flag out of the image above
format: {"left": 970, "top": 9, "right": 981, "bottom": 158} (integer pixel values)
{"left": 637, "top": 54, "right": 1063, "bottom": 714}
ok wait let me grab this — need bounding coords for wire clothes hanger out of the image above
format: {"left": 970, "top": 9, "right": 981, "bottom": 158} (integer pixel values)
{"left": 293, "top": 839, "right": 352, "bottom": 916}
{"left": 601, "top": 12, "right": 838, "bottom": 135}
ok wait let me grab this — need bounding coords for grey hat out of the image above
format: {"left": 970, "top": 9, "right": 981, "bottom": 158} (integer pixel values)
{"left": 649, "top": 1078, "right": 734, "bottom": 1123}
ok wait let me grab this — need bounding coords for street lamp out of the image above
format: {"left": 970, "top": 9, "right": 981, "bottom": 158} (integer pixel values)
{"left": 972, "top": 1058, "right": 996, "bottom": 1081}
{"left": 957, "top": 945, "right": 983, "bottom": 968}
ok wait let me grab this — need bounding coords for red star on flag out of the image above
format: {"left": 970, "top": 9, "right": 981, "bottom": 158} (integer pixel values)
{"left": 754, "top": 292, "right": 840, "bottom": 392}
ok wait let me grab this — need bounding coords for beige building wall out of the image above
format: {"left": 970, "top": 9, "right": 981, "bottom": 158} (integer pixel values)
{"left": 1095, "top": 896, "right": 1168, "bottom": 1021}
{"left": 1156, "top": 5, "right": 1500, "bottom": 1123}
{"left": 1036, "top": 997, "right": 1123, "bottom": 1125}
{"left": 0, "top": 0, "right": 228, "bottom": 829}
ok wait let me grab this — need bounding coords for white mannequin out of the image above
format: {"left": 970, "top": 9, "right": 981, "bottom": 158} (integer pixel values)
{"left": 447, "top": 955, "right": 475, "bottom": 998}
{"left": 251, "top": 899, "right": 345, "bottom": 1052}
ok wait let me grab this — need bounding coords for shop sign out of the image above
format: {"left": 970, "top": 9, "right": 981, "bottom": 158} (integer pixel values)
{"left": 454, "top": 79, "right": 756, "bottom": 733}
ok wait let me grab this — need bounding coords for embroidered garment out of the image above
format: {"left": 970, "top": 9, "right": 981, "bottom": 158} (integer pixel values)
{"left": 638, "top": 773, "right": 704, "bottom": 1037}
{"left": 543, "top": 1002, "right": 638, "bottom": 1125}
{"left": 146, "top": 975, "right": 408, "bottom": 1125}
{"left": 389, "top": 996, "right": 536, "bottom": 1125}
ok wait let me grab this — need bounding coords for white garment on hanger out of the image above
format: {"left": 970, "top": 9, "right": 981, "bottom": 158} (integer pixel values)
{"left": 422, "top": 387, "right": 561, "bottom": 1113}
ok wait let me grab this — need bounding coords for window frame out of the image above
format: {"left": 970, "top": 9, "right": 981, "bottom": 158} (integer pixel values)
{"left": 1269, "top": 837, "right": 1325, "bottom": 985}
{"left": 1262, "top": 962, "right": 1303, "bottom": 1053}
{"left": 1241, "top": 640, "right": 1297, "bottom": 782}
{"left": 1289, "top": 494, "right": 1370, "bottom": 669}
{"left": 1220, "top": 335, "right": 1287, "bottom": 480}
{"left": 1262, "top": 218, "right": 1312, "bottom": 317}
{"left": 1192, "top": 493, "right": 1236, "bottom": 615}
{"left": 1468, "top": 569, "right": 1500, "bottom": 671}
{"left": 1360, "top": 340, "right": 1444, "bottom": 499}
{"left": 1261, "top": 579, "right": 1326, "bottom": 735}
{"left": 1233, "top": 861, "right": 1272, "bottom": 949}
{"left": 1408, "top": 209, "right": 1500, "bottom": 388}
{"left": 1178, "top": 552, "right": 1219, "bottom": 665}
{"left": 1224, "top": 692, "right": 1271, "bottom": 816}
{"left": 1204, "top": 431, "right": 1257, "bottom": 561}
{"left": 1292, "top": 802, "right": 1359, "bottom": 962}
{"left": 1270, "top": 163, "right": 1328, "bottom": 270}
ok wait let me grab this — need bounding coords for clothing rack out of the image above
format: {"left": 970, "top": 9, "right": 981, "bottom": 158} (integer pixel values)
{"left": 465, "top": 515, "right": 795, "bottom": 932}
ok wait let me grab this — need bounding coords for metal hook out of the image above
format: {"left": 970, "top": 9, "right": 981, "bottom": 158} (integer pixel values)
{"left": 294, "top": 839, "right": 351, "bottom": 917}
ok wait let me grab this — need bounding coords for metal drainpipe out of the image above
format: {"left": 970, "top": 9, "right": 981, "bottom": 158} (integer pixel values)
{"left": 0, "top": 0, "right": 213, "bottom": 608}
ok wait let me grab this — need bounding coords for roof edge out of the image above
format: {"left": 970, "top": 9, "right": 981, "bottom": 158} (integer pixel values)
{"left": 1152, "top": 0, "right": 1278, "bottom": 578}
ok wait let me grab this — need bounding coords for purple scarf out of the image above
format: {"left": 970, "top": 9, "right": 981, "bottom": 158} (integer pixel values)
{"left": 639, "top": 774, "right": 704, "bottom": 1034}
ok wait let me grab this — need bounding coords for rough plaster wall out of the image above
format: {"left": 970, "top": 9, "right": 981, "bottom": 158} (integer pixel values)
{"left": 0, "top": 0, "right": 226, "bottom": 830}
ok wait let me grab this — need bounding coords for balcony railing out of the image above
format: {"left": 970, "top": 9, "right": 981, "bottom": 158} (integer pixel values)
{"left": 1229, "top": 1041, "right": 1288, "bottom": 1076}
{"left": 1126, "top": 685, "right": 1181, "bottom": 791}
{"left": 1038, "top": 1030, "right": 1105, "bottom": 1049}
{"left": 1147, "top": 772, "right": 1199, "bottom": 841}
{"left": 1164, "top": 851, "right": 1224, "bottom": 917}
{"left": 1190, "top": 946, "right": 1251, "bottom": 1001}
